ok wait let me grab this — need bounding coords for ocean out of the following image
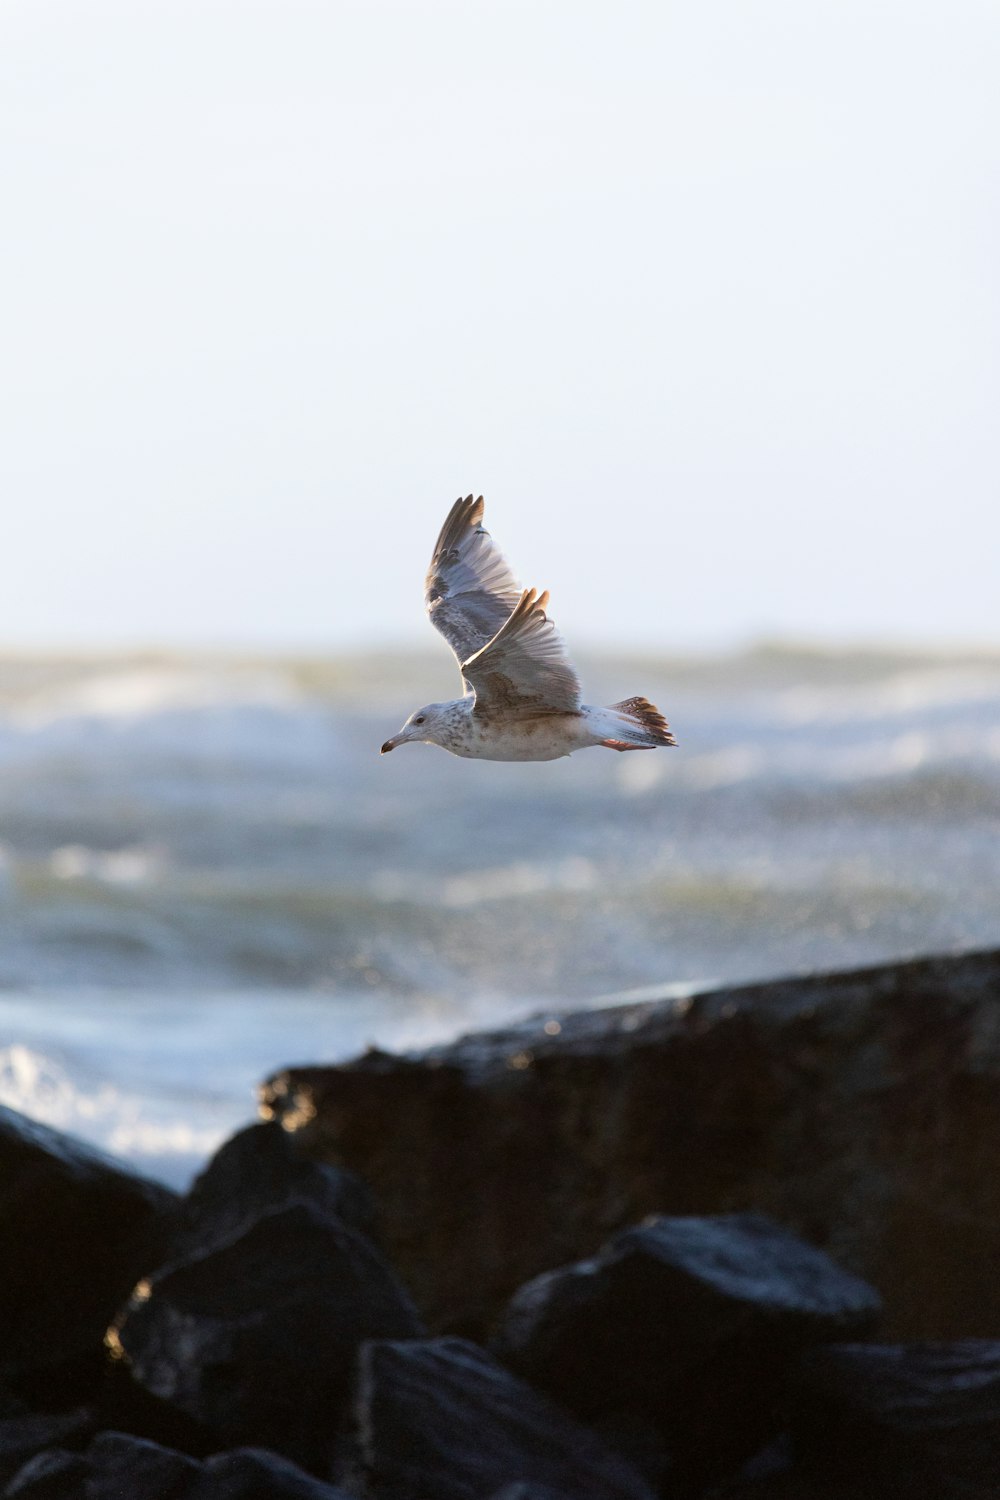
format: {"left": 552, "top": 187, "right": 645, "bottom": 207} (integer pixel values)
{"left": 1, "top": 644, "right": 998, "bottom": 1187}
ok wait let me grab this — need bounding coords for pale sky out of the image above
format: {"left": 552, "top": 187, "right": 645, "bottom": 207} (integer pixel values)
{"left": 1, "top": 1, "right": 997, "bottom": 652}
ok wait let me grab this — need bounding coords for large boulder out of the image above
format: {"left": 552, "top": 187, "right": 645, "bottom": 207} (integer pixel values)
{"left": 0, "top": 1410, "right": 94, "bottom": 1488}
{"left": 790, "top": 1340, "right": 1000, "bottom": 1499}
{"left": 260, "top": 947, "right": 1000, "bottom": 1339}
{"left": 353, "top": 1337, "right": 655, "bottom": 1500}
{"left": 496, "top": 1213, "right": 881, "bottom": 1493}
{"left": 197, "top": 1446, "right": 355, "bottom": 1498}
{"left": 2, "top": 1435, "right": 354, "bottom": 1499}
{"left": 110, "top": 1201, "right": 423, "bottom": 1472}
{"left": 0, "top": 1107, "right": 177, "bottom": 1375}
{"left": 72, "top": 1431, "right": 202, "bottom": 1497}
{"left": 3, "top": 1450, "right": 93, "bottom": 1497}
{"left": 169, "top": 1122, "right": 375, "bottom": 1264}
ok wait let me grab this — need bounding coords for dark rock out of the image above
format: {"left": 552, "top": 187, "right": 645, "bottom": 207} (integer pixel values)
{"left": 791, "top": 1340, "right": 1000, "bottom": 1499}
{"left": 709, "top": 1476, "right": 865, "bottom": 1500}
{"left": 2, "top": 1437, "right": 355, "bottom": 1500}
{"left": 260, "top": 947, "right": 1000, "bottom": 1340}
{"left": 3, "top": 1450, "right": 92, "bottom": 1498}
{"left": 53, "top": 1431, "right": 205, "bottom": 1498}
{"left": 0, "top": 1107, "right": 178, "bottom": 1374}
{"left": 0, "top": 1410, "right": 94, "bottom": 1486}
{"left": 705, "top": 1437, "right": 864, "bottom": 1499}
{"left": 497, "top": 1213, "right": 880, "bottom": 1494}
{"left": 112, "top": 1202, "right": 423, "bottom": 1471}
{"left": 354, "top": 1336, "right": 656, "bottom": 1500}
{"left": 171, "top": 1123, "right": 374, "bottom": 1262}
{"left": 199, "top": 1447, "right": 354, "bottom": 1498}
{"left": 727, "top": 1435, "right": 795, "bottom": 1486}
{"left": 90, "top": 1358, "right": 216, "bottom": 1459}
{"left": 488, "top": 1488, "right": 578, "bottom": 1500}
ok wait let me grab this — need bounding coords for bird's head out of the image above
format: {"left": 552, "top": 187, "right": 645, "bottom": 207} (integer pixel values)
{"left": 380, "top": 702, "right": 451, "bottom": 754}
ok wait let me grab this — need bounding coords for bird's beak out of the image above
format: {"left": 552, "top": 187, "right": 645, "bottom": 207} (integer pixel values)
{"left": 380, "top": 736, "right": 399, "bottom": 754}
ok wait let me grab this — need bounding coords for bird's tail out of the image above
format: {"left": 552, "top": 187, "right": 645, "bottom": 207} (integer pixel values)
{"left": 605, "top": 696, "right": 677, "bottom": 750}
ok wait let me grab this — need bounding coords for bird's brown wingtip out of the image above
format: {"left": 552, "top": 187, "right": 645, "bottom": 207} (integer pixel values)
{"left": 432, "top": 494, "right": 486, "bottom": 559}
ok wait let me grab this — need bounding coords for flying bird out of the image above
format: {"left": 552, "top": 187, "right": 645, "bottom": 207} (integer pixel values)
{"left": 381, "top": 496, "right": 677, "bottom": 761}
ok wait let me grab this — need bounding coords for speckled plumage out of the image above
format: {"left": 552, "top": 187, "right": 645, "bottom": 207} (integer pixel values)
{"left": 381, "top": 497, "right": 677, "bottom": 762}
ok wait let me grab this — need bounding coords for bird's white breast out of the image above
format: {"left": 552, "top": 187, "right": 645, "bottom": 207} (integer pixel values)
{"left": 454, "top": 712, "right": 591, "bottom": 762}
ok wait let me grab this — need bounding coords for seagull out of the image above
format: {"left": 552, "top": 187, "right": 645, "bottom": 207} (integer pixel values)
{"left": 380, "top": 495, "right": 677, "bottom": 762}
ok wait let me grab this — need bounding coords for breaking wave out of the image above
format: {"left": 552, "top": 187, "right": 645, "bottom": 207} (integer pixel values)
{"left": 0, "top": 644, "right": 997, "bottom": 1182}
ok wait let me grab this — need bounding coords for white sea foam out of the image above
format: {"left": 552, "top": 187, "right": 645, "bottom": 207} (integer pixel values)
{"left": 675, "top": 745, "right": 767, "bottom": 790}
{"left": 0, "top": 1042, "right": 227, "bottom": 1180}
{"left": 49, "top": 844, "right": 166, "bottom": 885}
{"left": 439, "top": 857, "right": 599, "bottom": 907}
{"left": 14, "top": 665, "right": 297, "bottom": 724}
{"left": 0, "top": 1043, "right": 118, "bottom": 1127}
{"left": 0, "top": 665, "right": 340, "bottom": 770}
{"left": 777, "top": 666, "right": 1000, "bottom": 726}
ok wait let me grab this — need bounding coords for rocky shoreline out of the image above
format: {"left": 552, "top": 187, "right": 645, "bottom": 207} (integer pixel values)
{"left": 1, "top": 947, "right": 999, "bottom": 1497}
{"left": 262, "top": 945, "right": 1000, "bottom": 1341}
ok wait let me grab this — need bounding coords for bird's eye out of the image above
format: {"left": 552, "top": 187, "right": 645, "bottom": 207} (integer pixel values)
{"left": 413, "top": 715, "right": 426, "bottom": 725}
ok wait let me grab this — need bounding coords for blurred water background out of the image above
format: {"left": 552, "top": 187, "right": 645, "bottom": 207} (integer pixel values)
{"left": 0, "top": 644, "right": 997, "bottom": 1185}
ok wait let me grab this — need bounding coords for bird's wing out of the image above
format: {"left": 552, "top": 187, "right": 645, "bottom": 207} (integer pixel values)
{"left": 461, "top": 587, "right": 582, "bottom": 715}
{"left": 425, "top": 496, "right": 524, "bottom": 686}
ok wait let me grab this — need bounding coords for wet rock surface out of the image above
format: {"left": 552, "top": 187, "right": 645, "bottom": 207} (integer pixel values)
{"left": 354, "top": 1337, "right": 655, "bottom": 1500}
{"left": 0, "top": 1109, "right": 391, "bottom": 1494}
{"left": 169, "top": 1122, "right": 375, "bottom": 1264}
{"left": 496, "top": 1212, "right": 881, "bottom": 1492}
{"left": 76, "top": 1431, "right": 202, "bottom": 1497}
{"left": 0, "top": 1106, "right": 178, "bottom": 1374}
{"left": 3, "top": 1449, "right": 94, "bottom": 1498}
{"left": 199, "top": 1446, "right": 354, "bottom": 1498}
{"left": 790, "top": 1339, "right": 1000, "bottom": 1499}
{"left": 2, "top": 1435, "right": 354, "bottom": 1498}
{"left": 261, "top": 946, "right": 1000, "bottom": 1341}
{"left": 0, "top": 1411, "right": 94, "bottom": 1488}
{"left": 111, "top": 1201, "right": 423, "bottom": 1470}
